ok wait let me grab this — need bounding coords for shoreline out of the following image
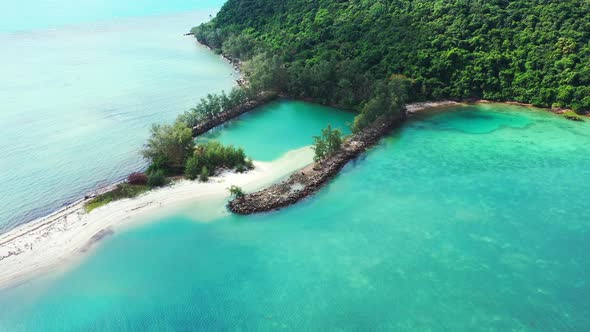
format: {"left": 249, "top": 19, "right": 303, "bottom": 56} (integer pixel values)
{"left": 1, "top": 98, "right": 579, "bottom": 289}
{"left": 0, "top": 34, "right": 262, "bottom": 290}
{"left": 407, "top": 99, "right": 589, "bottom": 118}
{"left": 1, "top": 36, "right": 242, "bottom": 239}
{"left": 0, "top": 147, "right": 314, "bottom": 290}
{"left": 228, "top": 101, "right": 456, "bottom": 214}
{"left": 228, "top": 98, "right": 575, "bottom": 215}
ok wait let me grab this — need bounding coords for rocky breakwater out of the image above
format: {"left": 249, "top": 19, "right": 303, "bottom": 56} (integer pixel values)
{"left": 192, "top": 92, "right": 278, "bottom": 136}
{"left": 228, "top": 112, "right": 406, "bottom": 214}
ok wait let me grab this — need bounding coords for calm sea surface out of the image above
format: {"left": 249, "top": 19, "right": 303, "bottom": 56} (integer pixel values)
{"left": 1, "top": 104, "right": 588, "bottom": 331}
{"left": 0, "top": 1, "right": 234, "bottom": 232}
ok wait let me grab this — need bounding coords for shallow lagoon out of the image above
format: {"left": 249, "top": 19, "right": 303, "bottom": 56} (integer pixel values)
{"left": 1, "top": 104, "right": 589, "bottom": 331}
{"left": 199, "top": 100, "right": 354, "bottom": 161}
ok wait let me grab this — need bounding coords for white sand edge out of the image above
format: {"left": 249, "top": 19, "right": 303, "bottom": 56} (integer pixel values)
{"left": 0, "top": 146, "right": 314, "bottom": 290}
{"left": 405, "top": 101, "right": 462, "bottom": 114}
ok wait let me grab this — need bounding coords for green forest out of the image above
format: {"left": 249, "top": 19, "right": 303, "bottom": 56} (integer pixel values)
{"left": 193, "top": 0, "right": 590, "bottom": 114}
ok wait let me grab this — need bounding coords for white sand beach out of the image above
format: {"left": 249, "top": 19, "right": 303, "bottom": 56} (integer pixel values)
{"left": 0, "top": 147, "right": 314, "bottom": 289}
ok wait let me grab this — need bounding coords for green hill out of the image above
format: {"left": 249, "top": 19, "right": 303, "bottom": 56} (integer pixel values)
{"left": 194, "top": 0, "right": 589, "bottom": 114}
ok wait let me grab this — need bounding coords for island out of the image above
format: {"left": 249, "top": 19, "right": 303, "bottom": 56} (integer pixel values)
{"left": 1, "top": 0, "right": 589, "bottom": 296}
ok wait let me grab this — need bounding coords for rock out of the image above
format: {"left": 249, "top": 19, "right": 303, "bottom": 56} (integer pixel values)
{"left": 192, "top": 93, "right": 278, "bottom": 137}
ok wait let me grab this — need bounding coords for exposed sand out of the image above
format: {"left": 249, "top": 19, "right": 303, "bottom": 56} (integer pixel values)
{"left": 405, "top": 101, "right": 462, "bottom": 114}
{"left": 0, "top": 147, "right": 314, "bottom": 289}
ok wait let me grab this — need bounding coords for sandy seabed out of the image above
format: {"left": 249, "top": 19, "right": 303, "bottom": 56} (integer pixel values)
{"left": 0, "top": 147, "right": 314, "bottom": 289}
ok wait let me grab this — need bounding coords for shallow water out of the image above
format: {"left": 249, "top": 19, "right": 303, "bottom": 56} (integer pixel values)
{"left": 1, "top": 104, "right": 589, "bottom": 331}
{"left": 199, "top": 100, "right": 354, "bottom": 161}
{"left": 0, "top": 2, "right": 233, "bottom": 232}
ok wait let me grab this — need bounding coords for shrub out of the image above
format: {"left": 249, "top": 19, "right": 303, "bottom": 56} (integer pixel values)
{"left": 245, "top": 158, "right": 254, "bottom": 170}
{"left": 85, "top": 184, "right": 149, "bottom": 213}
{"left": 127, "top": 172, "right": 148, "bottom": 185}
{"left": 191, "top": 140, "right": 252, "bottom": 175}
{"left": 146, "top": 155, "right": 169, "bottom": 176}
{"left": 200, "top": 166, "right": 209, "bottom": 182}
{"left": 147, "top": 169, "right": 167, "bottom": 187}
{"left": 184, "top": 156, "right": 200, "bottom": 180}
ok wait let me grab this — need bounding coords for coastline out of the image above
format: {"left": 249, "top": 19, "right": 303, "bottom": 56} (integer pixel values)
{"left": 3, "top": 21, "right": 583, "bottom": 289}
{"left": 1, "top": 98, "right": 578, "bottom": 289}
{"left": 0, "top": 147, "right": 314, "bottom": 290}
{"left": 228, "top": 101, "right": 458, "bottom": 214}
{"left": 228, "top": 98, "right": 576, "bottom": 215}
{"left": 405, "top": 101, "right": 462, "bottom": 114}
{"left": 0, "top": 34, "right": 257, "bottom": 291}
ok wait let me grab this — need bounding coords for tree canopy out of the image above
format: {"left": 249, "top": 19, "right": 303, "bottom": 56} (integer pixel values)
{"left": 194, "top": 0, "right": 590, "bottom": 114}
{"left": 312, "top": 125, "right": 343, "bottom": 162}
{"left": 142, "top": 122, "right": 195, "bottom": 174}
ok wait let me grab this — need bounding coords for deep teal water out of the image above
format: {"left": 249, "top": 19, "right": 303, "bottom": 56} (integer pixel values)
{"left": 199, "top": 100, "right": 354, "bottom": 161}
{"left": 0, "top": 1, "right": 232, "bottom": 232}
{"left": 1, "top": 104, "right": 589, "bottom": 331}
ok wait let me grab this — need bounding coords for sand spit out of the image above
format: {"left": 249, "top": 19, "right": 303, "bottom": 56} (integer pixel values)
{"left": 0, "top": 147, "right": 314, "bottom": 289}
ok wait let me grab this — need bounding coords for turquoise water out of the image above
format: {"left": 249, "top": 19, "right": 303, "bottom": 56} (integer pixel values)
{"left": 0, "top": 1, "right": 225, "bottom": 32}
{"left": 199, "top": 100, "right": 354, "bottom": 161}
{"left": 1, "top": 104, "right": 589, "bottom": 330}
{"left": 0, "top": 1, "right": 233, "bottom": 232}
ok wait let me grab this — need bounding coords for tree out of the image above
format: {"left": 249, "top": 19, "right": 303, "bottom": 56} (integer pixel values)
{"left": 176, "top": 87, "right": 253, "bottom": 128}
{"left": 313, "top": 125, "right": 343, "bottom": 163}
{"left": 222, "top": 33, "right": 258, "bottom": 60}
{"left": 228, "top": 185, "right": 245, "bottom": 199}
{"left": 312, "top": 135, "right": 327, "bottom": 163}
{"left": 323, "top": 125, "right": 342, "bottom": 155}
{"left": 243, "top": 53, "right": 287, "bottom": 93}
{"left": 192, "top": 0, "right": 590, "bottom": 112}
{"left": 142, "top": 121, "right": 195, "bottom": 174}
{"left": 352, "top": 96, "right": 385, "bottom": 133}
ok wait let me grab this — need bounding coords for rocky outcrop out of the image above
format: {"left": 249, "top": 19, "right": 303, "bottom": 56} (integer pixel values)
{"left": 192, "top": 92, "right": 278, "bottom": 136}
{"left": 228, "top": 112, "right": 406, "bottom": 214}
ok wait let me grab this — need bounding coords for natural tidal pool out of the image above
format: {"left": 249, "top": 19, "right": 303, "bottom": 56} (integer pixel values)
{"left": 1, "top": 104, "right": 589, "bottom": 331}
